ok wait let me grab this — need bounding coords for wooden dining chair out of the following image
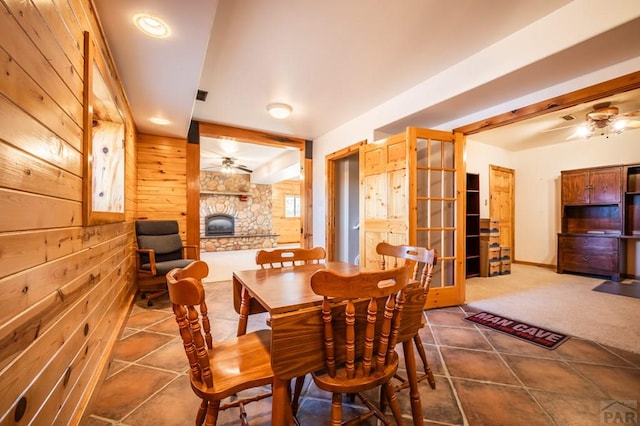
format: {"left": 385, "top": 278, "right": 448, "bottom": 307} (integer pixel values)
{"left": 237, "top": 246, "right": 327, "bottom": 336}
{"left": 243, "top": 246, "right": 326, "bottom": 414}
{"left": 166, "top": 260, "right": 273, "bottom": 426}
{"left": 306, "top": 266, "right": 409, "bottom": 425}
{"left": 255, "top": 246, "right": 326, "bottom": 268}
{"left": 377, "top": 241, "right": 438, "bottom": 390}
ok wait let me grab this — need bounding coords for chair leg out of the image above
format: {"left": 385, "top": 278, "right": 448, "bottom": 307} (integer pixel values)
{"left": 205, "top": 400, "right": 220, "bottom": 426}
{"left": 291, "top": 375, "right": 305, "bottom": 415}
{"left": 196, "top": 400, "right": 208, "bottom": 426}
{"left": 383, "top": 382, "right": 403, "bottom": 425}
{"left": 330, "top": 393, "right": 343, "bottom": 426}
{"left": 413, "top": 334, "right": 436, "bottom": 389}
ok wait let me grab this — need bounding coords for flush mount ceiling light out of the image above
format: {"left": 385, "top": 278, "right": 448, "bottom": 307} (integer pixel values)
{"left": 133, "top": 14, "right": 170, "bottom": 38}
{"left": 150, "top": 117, "right": 171, "bottom": 125}
{"left": 267, "top": 103, "right": 292, "bottom": 119}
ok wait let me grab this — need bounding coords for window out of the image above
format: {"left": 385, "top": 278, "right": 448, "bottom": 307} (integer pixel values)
{"left": 285, "top": 195, "right": 301, "bottom": 217}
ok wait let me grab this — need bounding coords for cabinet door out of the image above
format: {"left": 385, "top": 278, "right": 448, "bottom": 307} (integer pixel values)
{"left": 590, "top": 167, "right": 621, "bottom": 204}
{"left": 561, "top": 171, "right": 589, "bottom": 204}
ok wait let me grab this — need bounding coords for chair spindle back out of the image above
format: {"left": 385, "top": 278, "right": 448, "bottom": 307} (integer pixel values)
{"left": 255, "top": 246, "right": 326, "bottom": 268}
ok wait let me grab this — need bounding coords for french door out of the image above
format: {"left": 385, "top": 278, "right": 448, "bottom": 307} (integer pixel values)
{"left": 360, "top": 127, "right": 466, "bottom": 308}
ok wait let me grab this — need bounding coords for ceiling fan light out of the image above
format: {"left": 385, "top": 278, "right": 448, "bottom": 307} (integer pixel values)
{"left": 576, "top": 124, "right": 593, "bottom": 139}
{"left": 267, "top": 103, "right": 292, "bottom": 119}
{"left": 612, "top": 119, "right": 627, "bottom": 133}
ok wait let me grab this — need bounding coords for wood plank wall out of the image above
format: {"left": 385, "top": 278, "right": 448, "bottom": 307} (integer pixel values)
{"left": 0, "top": 0, "right": 138, "bottom": 423}
{"left": 136, "top": 133, "right": 189, "bottom": 239}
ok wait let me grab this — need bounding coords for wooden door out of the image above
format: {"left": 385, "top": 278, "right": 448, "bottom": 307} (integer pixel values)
{"left": 489, "top": 165, "right": 515, "bottom": 253}
{"left": 360, "top": 132, "right": 409, "bottom": 270}
{"left": 360, "top": 127, "right": 466, "bottom": 308}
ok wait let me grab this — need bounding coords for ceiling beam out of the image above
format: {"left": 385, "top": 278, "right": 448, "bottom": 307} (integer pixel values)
{"left": 198, "top": 121, "right": 306, "bottom": 149}
{"left": 455, "top": 71, "right": 640, "bottom": 135}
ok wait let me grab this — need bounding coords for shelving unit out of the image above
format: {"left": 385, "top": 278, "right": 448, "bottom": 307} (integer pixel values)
{"left": 465, "top": 173, "right": 480, "bottom": 278}
{"left": 624, "top": 164, "right": 640, "bottom": 237}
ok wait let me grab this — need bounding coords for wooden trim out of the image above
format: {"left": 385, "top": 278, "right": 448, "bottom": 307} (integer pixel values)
{"left": 325, "top": 140, "right": 366, "bottom": 261}
{"left": 301, "top": 148, "right": 313, "bottom": 248}
{"left": 82, "top": 31, "right": 126, "bottom": 225}
{"left": 192, "top": 121, "right": 310, "bottom": 246}
{"left": 454, "top": 71, "right": 640, "bottom": 135}
{"left": 198, "top": 121, "right": 306, "bottom": 149}
{"left": 186, "top": 141, "right": 200, "bottom": 247}
{"left": 513, "top": 260, "right": 555, "bottom": 269}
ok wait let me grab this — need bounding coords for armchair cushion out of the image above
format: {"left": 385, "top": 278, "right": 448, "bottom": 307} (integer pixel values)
{"left": 140, "top": 258, "right": 195, "bottom": 276}
{"left": 137, "top": 234, "right": 184, "bottom": 263}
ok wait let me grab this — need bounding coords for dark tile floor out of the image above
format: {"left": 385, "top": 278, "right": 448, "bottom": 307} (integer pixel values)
{"left": 85, "top": 281, "right": 640, "bottom": 425}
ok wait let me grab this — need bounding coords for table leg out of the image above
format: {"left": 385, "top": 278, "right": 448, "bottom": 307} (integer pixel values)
{"left": 237, "top": 286, "right": 249, "bottom": 336}
{"left": 402, "top": 340, "right": 424, "bottom": 426}
{"left": 272, "top": 377, "right": 294, "bottom": 425}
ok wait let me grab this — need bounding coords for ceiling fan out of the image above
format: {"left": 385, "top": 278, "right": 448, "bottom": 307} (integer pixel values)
{"left": 203, "top": 156, "right": 253, "bottom": 174}
{"left": 585, "top": 101, "right": 640, "bottom": 130}
{"left": 544, "top": 101, "right": 640, "bottom": 140}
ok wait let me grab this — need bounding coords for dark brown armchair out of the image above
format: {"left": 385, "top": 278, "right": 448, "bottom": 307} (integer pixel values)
{"left": 135, "top": 220, "right": 200, "bottom": 306}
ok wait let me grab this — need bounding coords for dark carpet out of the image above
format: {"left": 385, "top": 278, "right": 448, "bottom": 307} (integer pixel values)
{"left": 592, "top": 280, "right": 640, "bottom": 299}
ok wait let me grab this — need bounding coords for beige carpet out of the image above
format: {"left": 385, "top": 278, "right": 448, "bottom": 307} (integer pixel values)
{"left": 465, "top": 264, "right": 640, "bottom": 354}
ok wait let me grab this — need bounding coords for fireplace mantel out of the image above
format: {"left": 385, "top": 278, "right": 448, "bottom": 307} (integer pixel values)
{"left": 200, "top": 190, "right": 251, "bottom": 197}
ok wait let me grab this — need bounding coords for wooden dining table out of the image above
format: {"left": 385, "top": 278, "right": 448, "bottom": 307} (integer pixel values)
{"left": 232, "top": 261, "right": 427, "bottom": 425}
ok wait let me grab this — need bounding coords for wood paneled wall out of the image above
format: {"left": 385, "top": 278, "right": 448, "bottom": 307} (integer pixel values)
{"left": 0, "top": 0, "right": 137, "bottom": 424}
{"left": 136, "top": 133, "right": 189, "bottom": 238}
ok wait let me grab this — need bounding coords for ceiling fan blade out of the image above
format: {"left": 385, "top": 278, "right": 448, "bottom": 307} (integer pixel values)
{"left": 620, "top": 110, "right": 640, "bottom": 118}
{"left": 235, "top": 165, "right": 253, "bottom": 173}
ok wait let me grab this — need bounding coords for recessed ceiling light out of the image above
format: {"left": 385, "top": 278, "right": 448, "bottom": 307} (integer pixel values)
{"left": 150, "top": 117, "right": 171, "bottom": 125}
{"left": 267, "top": 103, "right": 292, "bottom": 119}
{"left": 133, "top": 14, "right": 170, "bottom": 38}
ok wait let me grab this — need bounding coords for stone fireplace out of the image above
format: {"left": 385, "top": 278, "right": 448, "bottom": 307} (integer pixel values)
{"left": 199, "top": 171, "right": 278, "bottom": 251}
{"left": 204, "top": 214, "right": 234, "bottom": 236}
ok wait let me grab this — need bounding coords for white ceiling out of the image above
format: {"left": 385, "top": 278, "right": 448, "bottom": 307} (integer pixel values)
{"left": 472, "top": 88, "right": 640, "bottom": 150}
{"left": 94, "top": 0, "right": 640, "bottom": 166}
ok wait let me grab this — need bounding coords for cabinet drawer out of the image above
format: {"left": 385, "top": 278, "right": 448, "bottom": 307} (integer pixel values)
{"left": 561, "top": 252, "right": 617, "bottom": 274}
{"left": 558, "top": 236, "right": 618, "bottom": 251}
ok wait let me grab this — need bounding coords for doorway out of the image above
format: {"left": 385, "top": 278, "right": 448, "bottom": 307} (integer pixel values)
{"left": 325, "top": 141, "right": 365, "bottom": 261}
{"left": 334, "top": 153, "right": 360, "bottom": 264}
{"left": 186, "top": 121, "right": 310, "bottom": 248}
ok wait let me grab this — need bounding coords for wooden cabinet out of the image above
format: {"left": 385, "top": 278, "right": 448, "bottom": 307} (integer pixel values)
{"left": 465, "top": 173, "right": 480, "bottom": 278}
{"left": 561, "top": 167, "right": 621, "bottom": 205}
{"left": 557, "top": 235, "right": 620, "bottom": 281}
{"left": 558, "top": 165, "right": 623, "bottom": 281}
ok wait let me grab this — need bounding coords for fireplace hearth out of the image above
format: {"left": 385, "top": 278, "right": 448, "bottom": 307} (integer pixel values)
{"left": 205, "top": 214, "right": 234, "bottom": 236}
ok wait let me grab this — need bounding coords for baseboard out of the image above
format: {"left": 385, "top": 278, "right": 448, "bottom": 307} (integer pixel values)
{"left": 512, "top": 260, "right": 556, "bottom": 269}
